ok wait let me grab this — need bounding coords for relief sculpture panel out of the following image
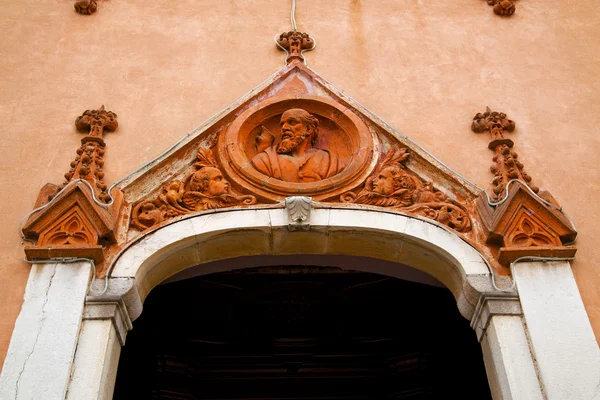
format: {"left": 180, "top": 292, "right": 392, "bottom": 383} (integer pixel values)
{"left": 217, "top": 96, "right": 375, "bottom": 202}
{"left": 131, "top": 148, "right": 256, "bottom": 231}
{"left": 340, "top": 147, "right": 472, "bottom": 233}
{"left": 131, "top": 96, "right": 473, "bottom": 235}
{"left": 251, "top": 108, "right": 343, "bottom": 182}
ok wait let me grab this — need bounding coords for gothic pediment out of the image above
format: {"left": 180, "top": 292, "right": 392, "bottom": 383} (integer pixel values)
{"left": 476, "top": 183, "right": 577, "bottom": 264}
{"left": 22, "top": 181, "right": 122, "bottom": 263}
{"left": 120, "top": 60, "right": 479, "bottom": 239}
{"left": 22, "top": 40, "right": 577, "bottom": 270}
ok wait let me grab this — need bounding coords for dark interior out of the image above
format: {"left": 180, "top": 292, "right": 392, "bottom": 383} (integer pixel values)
{"left": 113, "top": 266, "right": 492, "bottom": 400}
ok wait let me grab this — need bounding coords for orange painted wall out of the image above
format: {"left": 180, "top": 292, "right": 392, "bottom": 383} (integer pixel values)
{"left": 1, "top": 0, "right": 599, "bottom": 368}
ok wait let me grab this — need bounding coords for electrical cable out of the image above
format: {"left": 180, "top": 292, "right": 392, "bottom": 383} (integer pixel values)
{"left": 291, "top": 0, "right": 297, "bottom": 31}
{"left": 492, "top": 256, "right": 576, "bottom": 292}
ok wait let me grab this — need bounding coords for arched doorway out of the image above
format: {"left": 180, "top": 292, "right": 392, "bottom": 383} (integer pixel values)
{"left": 10, "top": 206, "right": 595, "bottom": 400}
{"left": 113, "top": 265, "right": 492, "bottom": 399}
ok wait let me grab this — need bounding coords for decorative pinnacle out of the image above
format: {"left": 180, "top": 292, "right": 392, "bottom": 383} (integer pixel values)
{"left": 472, "top": 107, "right": 538, "bottom": 200}
{"left": 276, "top": 31, "right": 315, "bottom": 64}
{"left": 59, "top": 106, "right": 118, "bottom": 203}
{"left": 75, "top": 105, "right": 118, "bottom": 139}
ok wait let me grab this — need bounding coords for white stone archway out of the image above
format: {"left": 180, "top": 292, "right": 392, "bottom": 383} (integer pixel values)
{"left": 2, "top": 205, "right": 599, "bottom": 399}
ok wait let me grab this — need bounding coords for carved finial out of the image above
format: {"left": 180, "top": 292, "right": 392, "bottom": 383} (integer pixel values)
{"left": 472, "top": 107, "right": 538, "bottom": 201}
{"left": 75, "top": 105, "right": 118, "bottom": 139}
{"left": 472, "top": 106, "right": 515, "bottom": 149}
{"left": 60, "top": 106, "right": 118, "bottom": 202}
{"left": 486, "top": 0, "right": 516, "bottom": 16}
{"left": 276, "top": 31, "right": 315, "bottom": 64}
{"left": 74, "top": 0, "right": 98, "bottom": 15}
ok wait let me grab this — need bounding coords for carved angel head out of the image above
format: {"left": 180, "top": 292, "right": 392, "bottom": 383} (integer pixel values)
{"left": 188, "top": 167, "right": 230, "bottom": 197}
{"left": 372, "top": 166, "right": 418, "bottom": 196}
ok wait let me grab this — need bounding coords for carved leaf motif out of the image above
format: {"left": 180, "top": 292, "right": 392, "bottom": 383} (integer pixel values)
{"left": 286, "top": 197, "right": 311, "bottom": 223}
{"left": 194, "top": 147, "right": 217, "bottom": 169}
{"left": 379, "top": 148, "right": 410, "bottom": 171}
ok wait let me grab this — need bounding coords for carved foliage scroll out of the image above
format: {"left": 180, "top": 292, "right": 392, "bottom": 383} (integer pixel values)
{"left": 131, "top": 147, "right": 257, "bottom": 231}
{"left": 340, "top": 147, "right": 472, "bottom": 233}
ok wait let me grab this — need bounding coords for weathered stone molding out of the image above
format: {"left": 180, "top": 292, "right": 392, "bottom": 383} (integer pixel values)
{"left": 87, "top": 278, "right": 143, "bottom": 328}
{"left": 470, "top": 293, "right": 522, "bottom": 342}
{"left": 112, "top": 207, "right": 492, "bottom": 319}
{"left": 83, "top": 301, "right": 132, "bottom": 346}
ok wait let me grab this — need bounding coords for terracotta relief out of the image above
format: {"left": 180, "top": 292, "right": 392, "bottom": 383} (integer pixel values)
{"left": 38, "top": 207, "right": 97, "bottom": 246}
{"left": 74, "top": 0, "right": 98, "bottom": 15}
{"left": 59, "top": 106, "right": 118, "bottom": 203}
{"left": 472, "top": 107, "right": 537, "bottom": 201}
{"left": 340, "top": 147, "right": 472, "bottom": 233}
{"left": 472, "top": 106, "right": 577, "bottom": 263}
{"left": 505, "top": 210, "right": 561, "bottom": 248}
{"left": 22, "top": 182, "right": 121, "bottom": 263}
{"left": 486, "top": 0, "right": 516, "bottom": 16}
{"left": 131, "top": 147, "right": 257, "bottom": 231}
{"left": 251, "top": 109, "right": 343, "bottom": 182}
{"left": 218, "top": 96, "right": 374, "bottom": 201}
{"left": 276, "top": 31, "right": 315, "bottom": 63}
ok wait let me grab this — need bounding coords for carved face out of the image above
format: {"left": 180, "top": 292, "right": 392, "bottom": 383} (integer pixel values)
{"left": 190, "top": 167, "right": 230, "bottom": 196}
{"left": 372, "top": 167, "right": 397, "bottom": 196}
{"left": 255, "top": 128, "right": 274, "bottom": 152}
{"left": 277, "top": 109, "right": 312, "bottom": 154}
{"left": 372, "top": 166, "right": 416, "bottom": 196}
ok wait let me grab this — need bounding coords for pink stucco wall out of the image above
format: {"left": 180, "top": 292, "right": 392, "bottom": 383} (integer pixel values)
{"left": 1, "top": 0, "right": 599, "bottom": 367}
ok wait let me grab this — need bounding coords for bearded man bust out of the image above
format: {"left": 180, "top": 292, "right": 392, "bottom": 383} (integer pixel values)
{"left": 251, "top": 108, "right": 342, "bottom": 183}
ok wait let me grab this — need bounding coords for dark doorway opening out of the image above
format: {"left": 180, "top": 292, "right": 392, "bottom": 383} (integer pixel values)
{"left": 114, "top": 266, "right": 491, "bottom": 399}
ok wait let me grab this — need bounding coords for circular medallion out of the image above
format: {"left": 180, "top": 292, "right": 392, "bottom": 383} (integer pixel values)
{"left": 217, "top": 96, "right": 376, "bottom": 201}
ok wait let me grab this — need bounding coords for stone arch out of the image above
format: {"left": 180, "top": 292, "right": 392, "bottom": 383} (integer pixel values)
{"left": 110, "top": 206, "right": 494, "bottom": 321}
